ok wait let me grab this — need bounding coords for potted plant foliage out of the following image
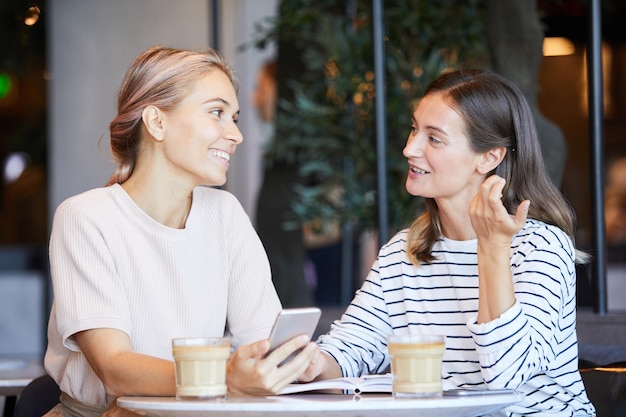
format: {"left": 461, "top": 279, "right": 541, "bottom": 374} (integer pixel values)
{"left": 249, "top": 0, "right": 489, "bottom": 238}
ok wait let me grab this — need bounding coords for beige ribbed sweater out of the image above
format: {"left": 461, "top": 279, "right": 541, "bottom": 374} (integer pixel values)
{"left": 44, "top": 184, "right": 281, "bottom": 408}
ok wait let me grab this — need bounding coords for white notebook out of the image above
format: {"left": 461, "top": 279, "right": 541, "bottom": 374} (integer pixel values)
{"left": 280, "top": 374, "right": 392, "bottom": 395}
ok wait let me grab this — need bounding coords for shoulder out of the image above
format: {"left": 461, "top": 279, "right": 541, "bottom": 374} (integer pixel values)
{"left": 54, "top": 186, "right": 116, "bottom": 217}
{"left": 192, "top": 186, "right": 249, "bottom": 224}
{"left": 516, "top": 219, "right": 571, "bottom": 245}
{"left": 194, "top": 186, "right": 241, "bottom": 208}
{"left": 52, "top": 186, "right": 134, "bottom": 238}
{"left": 376, "top": 229, "right": 411, "bottom": 267}
{"left": 514, "top": 219, "right": 574, "bottom": 259}
{"left": 380, "top": 229, "right": 409, "bottom": 252}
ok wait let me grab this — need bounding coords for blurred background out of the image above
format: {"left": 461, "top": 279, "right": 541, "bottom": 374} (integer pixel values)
{"left": 1, "top": 0, "right": 626, "bottom": 360}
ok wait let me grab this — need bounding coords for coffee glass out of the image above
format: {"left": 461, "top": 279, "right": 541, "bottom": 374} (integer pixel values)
{"left": 172, "top": 336, "right": 231, "bottom": 400}
{"left": 388, "top": 334, "right": 445, "bottom": 397}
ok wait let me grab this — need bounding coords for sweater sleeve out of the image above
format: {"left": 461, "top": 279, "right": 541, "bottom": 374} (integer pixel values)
{"left": 49, "top": 195, "right": 131, "bottom": 350}
{"left": 222, "top": 193, "right": 282, "bottom": 348}
{"left": 467, "top": 224, "right": 577, "bottom": 390}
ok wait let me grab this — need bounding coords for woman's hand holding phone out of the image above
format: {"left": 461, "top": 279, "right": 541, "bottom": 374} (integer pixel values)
{"left": 226, "top": 308, "right": 322, "bottom": 395}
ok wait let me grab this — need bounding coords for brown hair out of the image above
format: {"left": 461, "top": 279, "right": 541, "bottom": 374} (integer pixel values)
{"left": 106, "top": 46, "right": 237, "bottom": 185}
{"left": 406, "top": 69, "right": 581, "bottom": 264}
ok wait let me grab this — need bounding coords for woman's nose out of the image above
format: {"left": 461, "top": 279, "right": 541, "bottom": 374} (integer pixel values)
{"left": 225, "top": 122, "right": 243, "bottom": 144}
{"left": 403, "top": 134, "right": 421, "bottom": 158}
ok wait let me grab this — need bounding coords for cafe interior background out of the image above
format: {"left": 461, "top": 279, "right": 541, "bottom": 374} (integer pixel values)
{"left": 1, "top": 0, "right": 626, "bottom": 395}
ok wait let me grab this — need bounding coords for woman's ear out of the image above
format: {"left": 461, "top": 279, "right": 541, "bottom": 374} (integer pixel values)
{"left": 141, "top": 105, "right": 165, "bottom": 142}
{"left": 478, "top": 146, "right": 506, "bottom": 175}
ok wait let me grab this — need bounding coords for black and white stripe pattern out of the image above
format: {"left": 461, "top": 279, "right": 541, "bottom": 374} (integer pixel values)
{"left": 317, "top": 220, "right": 595, "bottom": 416}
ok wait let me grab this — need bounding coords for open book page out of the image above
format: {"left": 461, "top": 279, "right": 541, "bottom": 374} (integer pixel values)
{"left": 280, "top": 374, "right": 392, "bottom": 395}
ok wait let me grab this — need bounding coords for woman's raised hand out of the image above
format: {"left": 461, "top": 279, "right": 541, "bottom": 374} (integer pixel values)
{"left": 469, "top": 175, "right": 529, "bottom": 244}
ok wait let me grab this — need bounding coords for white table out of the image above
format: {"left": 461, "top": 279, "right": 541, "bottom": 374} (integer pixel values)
{"left": 118, "top": 390, "right": 522, "bottom": 417}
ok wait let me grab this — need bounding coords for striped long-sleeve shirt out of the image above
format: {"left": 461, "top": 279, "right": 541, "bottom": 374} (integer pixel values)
{"left": 317, "top": 220, "right": 595, "bottom": 416}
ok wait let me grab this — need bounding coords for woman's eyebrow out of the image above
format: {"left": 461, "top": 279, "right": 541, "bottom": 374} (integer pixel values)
{"left": 204, "top": 97, "right": 240, "bottom": 113}
{"left": 425, "top": 125, "right": 449, "bottom": 137}
{"left": 203, "top": 97, "right": 230, "bottom": 106}
{"left": 413, "top": 115, "right": 449, "bottom": 137}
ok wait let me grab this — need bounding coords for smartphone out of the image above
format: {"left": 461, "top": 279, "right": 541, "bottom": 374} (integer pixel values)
{"left": 267, "top": 307, "right": 322, "bottom": 365}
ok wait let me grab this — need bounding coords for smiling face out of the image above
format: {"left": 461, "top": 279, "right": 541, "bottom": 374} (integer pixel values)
{"left": 402, "top": 92, "right": 488, "bottom": 207}
{"left": 159, "top": 69, "right": 242, "bottom": 187}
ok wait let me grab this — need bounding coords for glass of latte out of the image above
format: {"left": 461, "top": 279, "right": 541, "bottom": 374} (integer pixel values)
{"left": 172, "top": 337, "right": 231, "bottom": 400}
{"left": 388, "top": 334, "right": 445, "bottom": 397}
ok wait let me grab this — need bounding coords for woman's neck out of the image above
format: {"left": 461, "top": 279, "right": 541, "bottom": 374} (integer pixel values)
{"left": 121, "top": 175, "right": 194, "bottom": 229}
{"left": 437, "top": 204, "right": 476, "bottom": 241}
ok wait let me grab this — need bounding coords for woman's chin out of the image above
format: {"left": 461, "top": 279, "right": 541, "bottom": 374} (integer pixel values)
{"left": 198, "top": 176, "right": 226, "bottom": 188}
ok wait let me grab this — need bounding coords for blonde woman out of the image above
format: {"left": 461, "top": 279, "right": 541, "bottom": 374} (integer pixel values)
{"left": 44, "top": 46, "right": 316, "bottom": 416}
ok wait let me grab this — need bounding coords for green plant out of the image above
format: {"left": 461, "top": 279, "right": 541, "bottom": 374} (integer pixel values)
{"left": 249, "top": 0, "right": 489, "bottom": 236}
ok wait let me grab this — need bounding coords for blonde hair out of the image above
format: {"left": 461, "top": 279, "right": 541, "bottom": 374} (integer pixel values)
{"left": 106, "top": 46, "right": 237, "bottom": 185}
